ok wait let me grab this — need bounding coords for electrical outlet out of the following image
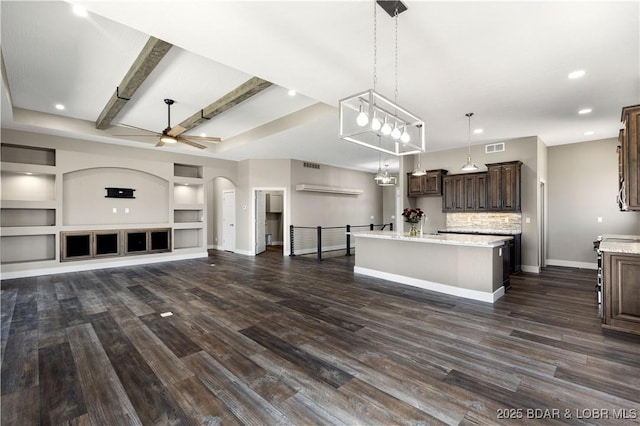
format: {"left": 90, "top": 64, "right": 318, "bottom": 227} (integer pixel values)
{"left": 525, "top": 217, "right": 531, "bottom": 223}
{"left": 597, "top": 217, "right": 603, "bottom": 223}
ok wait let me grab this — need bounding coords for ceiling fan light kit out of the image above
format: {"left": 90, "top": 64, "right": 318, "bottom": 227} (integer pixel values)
{"left": 339, "top": 0, "right": 425, "bottom": 157}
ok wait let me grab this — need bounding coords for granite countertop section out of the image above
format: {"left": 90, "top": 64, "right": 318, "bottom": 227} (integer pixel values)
{"left": 599, "top": 234, "right": 640, "bottom": 254}
{"left": 440, "top": 228, "right": 522, "bottom": 235}
{"left": 351, "top": 230, "right": 513, "bottom": 248}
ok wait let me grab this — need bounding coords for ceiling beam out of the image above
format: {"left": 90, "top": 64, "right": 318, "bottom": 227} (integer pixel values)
{"left": 168, "top": 77, "right": 273, "bottom": 136}
{"left": 95, "top": 36, "right": 172, "bottom": 130}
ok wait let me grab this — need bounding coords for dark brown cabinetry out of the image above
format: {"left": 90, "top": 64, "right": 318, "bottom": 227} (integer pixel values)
{"left": 407, "top": 169, "right": 448, "bottom": 197}
{"left": 487, "top": 161, "right": 522, "bottom": 211}
{"left": 443, "top": 173, "right": 488, "bottom": 212}
{"left": 463, "top": 173, "right": 488, "bottom": 211}
{"left": 442, "top": 175, "right": 465, "bottom": 211}
{"left": 602, "top": 252, "right": 640, "bottom": 335}
{"left": 619, "top": 105, "right": 640, "bottom": 211}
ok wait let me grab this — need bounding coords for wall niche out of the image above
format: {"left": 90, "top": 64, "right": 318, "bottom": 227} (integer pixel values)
{"left": 63, "top": 168, "right": 169, "bottom": 226}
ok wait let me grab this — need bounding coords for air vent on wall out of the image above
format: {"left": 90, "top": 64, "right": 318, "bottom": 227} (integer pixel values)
{"left": 303, "top": 162, "right": 320, "bottom": 169}
{"left": 485, "top": 142, "right": 505, "bottom": 154}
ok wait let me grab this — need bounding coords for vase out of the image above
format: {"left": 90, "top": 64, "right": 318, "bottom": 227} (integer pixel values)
{"left": 409, "top": 223, "right": 418, "bottom": 237}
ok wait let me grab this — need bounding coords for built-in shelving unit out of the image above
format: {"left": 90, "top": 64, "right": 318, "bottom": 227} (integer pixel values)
{"left": 172, "top": 163, "right": 204, "bottom": 251}
{"left": 1, "top": 144, "right": 59, "bottom": 266}
{"left": 0, "top": 145, "right": 209, "bottom": 277}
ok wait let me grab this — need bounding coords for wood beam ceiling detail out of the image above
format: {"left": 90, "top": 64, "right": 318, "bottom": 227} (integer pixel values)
{"left": 168, "top": 77, "right": 273, "bottom": 137}
{"left": 95, "top": 37, "right": 173, "bottom": 130}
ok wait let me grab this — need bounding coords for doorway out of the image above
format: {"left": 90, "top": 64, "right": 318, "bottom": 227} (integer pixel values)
{"left": 254, "top": 188, "right": 286, "bottom": 255}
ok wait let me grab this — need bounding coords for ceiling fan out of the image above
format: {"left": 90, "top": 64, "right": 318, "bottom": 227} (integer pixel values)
{"left": 115, "top": 98, "right": 221, "bottom": 149}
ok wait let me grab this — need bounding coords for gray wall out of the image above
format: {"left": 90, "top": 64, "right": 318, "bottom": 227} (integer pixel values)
{"left": 547, "top": 138, "right": 640, "bottom": 265}
{"left": 289, "top": 159, "right": 382, "bottom": 227}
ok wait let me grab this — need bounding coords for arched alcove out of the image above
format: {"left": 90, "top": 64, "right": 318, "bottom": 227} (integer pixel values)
{"left": 63, "top": 167, "right": 169, "bottom": 226}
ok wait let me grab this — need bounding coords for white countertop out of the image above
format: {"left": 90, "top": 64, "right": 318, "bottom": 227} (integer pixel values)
{"left": 440, "top": 228, "right": 522, "bottom": 235}
{"left": 599, "top": 234, "right": 640, "bottom": 254}
{"left": 351, "top": 230, "right": 513, "bottom": 248}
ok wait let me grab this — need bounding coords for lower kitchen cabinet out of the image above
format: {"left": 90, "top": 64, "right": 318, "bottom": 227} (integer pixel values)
{"left": 602, "top": 252, "right": 640, "bottom": 335}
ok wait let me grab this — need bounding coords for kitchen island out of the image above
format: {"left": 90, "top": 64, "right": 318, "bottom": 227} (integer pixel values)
{"left": 352, "top": 231, "right": 513, "bottom": 303}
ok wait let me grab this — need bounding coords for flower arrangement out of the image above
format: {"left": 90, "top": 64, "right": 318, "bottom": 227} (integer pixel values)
{"left": 402, "top": 207, "right": 424, "bottom": 223}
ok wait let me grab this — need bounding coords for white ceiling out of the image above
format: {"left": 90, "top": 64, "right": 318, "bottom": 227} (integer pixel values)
{"left": 2, "top": 1, "right": 639, "bottom": 173}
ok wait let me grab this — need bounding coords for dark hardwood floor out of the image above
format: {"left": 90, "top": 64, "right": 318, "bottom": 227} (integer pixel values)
{"left": 1, "top": 249, "right": 639, "bottom": 425}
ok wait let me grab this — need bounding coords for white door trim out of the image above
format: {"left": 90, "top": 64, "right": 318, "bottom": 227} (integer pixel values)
{"left": 252, "top": 187, "right": 288, "bottom": 256}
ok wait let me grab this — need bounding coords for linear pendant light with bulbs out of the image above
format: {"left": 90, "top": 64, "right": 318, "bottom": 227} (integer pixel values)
{"left": 339, "top": 0, "right": 425, "bottom": 157}
{"left": 461, "top": 112, "right": 479, "bottom": 171}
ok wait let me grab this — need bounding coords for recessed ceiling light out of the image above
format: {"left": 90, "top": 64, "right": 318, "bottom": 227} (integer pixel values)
{"left": 55, "top": 104, "right": 65, "bottom": 110}
{"left": 568, "top": 70, "right": 586, "bottom": 79}
{"left": 287, "top": 89, "right": 296, "bottom": 96}
{"left": 25, "top": 172, "right": 33, "bottom": 175}
{"left": 473, "top": 128, "right": 483, "bottom": 134}
{"left": 584, "top": 131, "right": 595, "bottom": 136}
{"left": 72, "top": 5, "right": 88, "bottom": 17}
{"left": 200, "top": 132, "right": 206, "bottom": 137}
{"left": 578, "top": 108, "right": 592, "bottom": 115}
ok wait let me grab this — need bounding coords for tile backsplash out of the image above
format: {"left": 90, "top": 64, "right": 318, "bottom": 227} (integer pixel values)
{"left": 446, "top": 212, "right": 522, "bottom": 231}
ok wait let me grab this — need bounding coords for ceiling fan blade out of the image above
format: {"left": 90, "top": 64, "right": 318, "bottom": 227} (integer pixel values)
{"left": 112, "top": 134, "right": 160, "bottom": 137}
{"left": 116, "top": 123, "right": 160, "bottom": 135}
{"left": 184, "top": 135, "right": 222, "bottom": 143}
{"left": 178, "top": 138, "right": 207, "bottom": 149}
{"left": 155, "top": 140, "right": 165, "bottom": 147}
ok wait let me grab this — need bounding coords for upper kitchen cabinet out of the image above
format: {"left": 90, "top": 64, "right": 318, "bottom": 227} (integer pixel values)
{"left": 442, "top": 175, "right": 465, "bottom": 212}
{"left": 463, "top": 173, "right": 488, "bottom": 211}
{"left": 487, "top": 161, "right": 522, "bottom": 212}
{"left": 407, "top": 169, "right": 448, "bottom": 197}
{"left": 442, "top": 172, "right": 487, "bottom": 212}
{"left": 619, "top": 105, "right": 640, "bottom": 211}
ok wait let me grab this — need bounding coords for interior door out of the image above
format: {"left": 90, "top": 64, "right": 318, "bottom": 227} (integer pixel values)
{"left": 222, "top": 190, "right": 235, "bottom": 252}
{"left": 255, "top": 190, "right": 266, "bottom": 254}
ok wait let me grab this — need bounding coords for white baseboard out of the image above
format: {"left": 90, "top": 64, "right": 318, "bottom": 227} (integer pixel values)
{"left": 521, "top": 265, "right": 540, "bottom": 273}
{"left": 354, "top": 266, "right": 504, "bottom": 304}
{"left": 0, "top": 251, "right": 209, "bottom": 280}
{"left": 545, "top": 259, "right": 598, "bottom": 270}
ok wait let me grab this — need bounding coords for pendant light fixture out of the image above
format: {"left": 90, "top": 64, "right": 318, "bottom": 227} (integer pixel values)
{"left": 339, "top": 1, "right": 425, "bottom": 157}
{"left": 374, "top": 137, "right": 397, "bottom": 186}
{"left": 461, "top": 112, "right": 479, "bottom": 171}
{"left": 412, "top": 152, "right": 426, "bottom": 176}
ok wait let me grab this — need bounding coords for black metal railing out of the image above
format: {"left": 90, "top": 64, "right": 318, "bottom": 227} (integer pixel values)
{"left": 289, "top": 222, "right": 393, "bottom": 261}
